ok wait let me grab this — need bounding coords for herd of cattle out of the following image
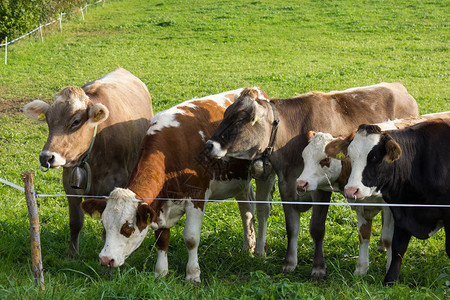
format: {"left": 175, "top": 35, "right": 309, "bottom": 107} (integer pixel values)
{"left": 23, "top": 67, "right": 449, "bottom": 285}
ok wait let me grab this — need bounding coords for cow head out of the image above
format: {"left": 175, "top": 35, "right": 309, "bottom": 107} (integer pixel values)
{"left": 23, "top": 86, "right": 109, "bottom": 169}
{"left": 343, "top": 125, "right": 392, "bottom": 199}
{"left": 81, "top": 188, "right": 154, "bottom": 267}
{"left": 296, "top": 132, "right": 343, "bottom": 192}
{"left": 204, "top": 87, "right": 274, "bottom": 160}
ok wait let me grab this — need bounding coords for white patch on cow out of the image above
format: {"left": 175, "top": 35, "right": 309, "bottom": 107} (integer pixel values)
{"left": 252, "top": 86, "right": 269, "bottom": 102}
{"left": 147, "top": 89, "right": 243, "bottom": 135}
{"left": 345, "top": 131, "right": 381, "bottom": 199}
{"left": 183, "top": 201, "right": 205, "bottom": 283}
{"left": 155, "top": 200, "right": 187, "bottom": 229}
{"left": 155, "top": 250, "right": 168, "bottom": 276}
{"left": 196, "top": 88, "right": 243, "bottom": 108}
{"left": 39, "top": 150, "right": 66, "bottom": 168}
{"left": 99, "top": 188, "right": 149, "bottom": 267}
{"left": 204, "top": 140, "right": 227, "bottom": 159}
{"left": 354, "top": 212, "right": 370, "bottom": 275}
{"left": 296, "top": 133, "right": 342, "bottom": 192}
{"left": 198, "top": 130, "right": 206, "bottom": 142}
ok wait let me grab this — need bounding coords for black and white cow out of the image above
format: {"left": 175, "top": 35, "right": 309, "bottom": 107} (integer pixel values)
{"left": 343, "top": 118, "right": 450, "bottom": 284}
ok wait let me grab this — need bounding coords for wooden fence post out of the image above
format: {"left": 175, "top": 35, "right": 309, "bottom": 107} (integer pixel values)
{"left": 39, "top": 24, "right": 43, "bottom": 42}
{"left": 21, "top": 171, "right": 45, "bottom": 291}
{"left": 4, "top": 36, "right": 7, "bottom": 65}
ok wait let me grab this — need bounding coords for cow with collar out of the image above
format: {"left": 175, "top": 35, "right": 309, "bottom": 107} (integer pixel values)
{"left": 204, "top": 83, "right": 418, "bottom": 278}
{"left": 295, "top": 112, "right": 450, "bottom": 276}
{"left": 81, "top": 89, "right": 271, "bottom": 284}
{"left": 23, "top": 67, "right": 153, "bottom": 256}
{"left": 341, "top": 118, "right": 450, "bottom": 284}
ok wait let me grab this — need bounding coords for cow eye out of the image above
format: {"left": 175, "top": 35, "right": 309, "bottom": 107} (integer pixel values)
{"left": 319, "top": 157, "right": 331, "bottom": 168}
{"left": 120, "top": 221, "right": 136, "bottom": 237}
{"left": 71, "top": 119, "right": 81, "bottom": 128}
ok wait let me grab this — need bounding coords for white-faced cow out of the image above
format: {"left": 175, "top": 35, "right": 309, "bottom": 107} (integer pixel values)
{"left": 204, "top": 83, "right": 418, "bottom": 278}
{"left": 296, "top": 112, "right": 450, "bottom": 276}
{"left": 23, "top": 67, "right": 153, "bottom": 256}
{"left": 81, "top": 89, "right": 271, "bottom": 284}
{"left": 342, "top": 117, "right": 450, "bottom": 284}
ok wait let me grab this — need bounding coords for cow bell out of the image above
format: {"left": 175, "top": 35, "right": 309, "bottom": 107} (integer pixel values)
{"left": 70, "top": 162, "right": 91, "bottom": 194}
{"left": 251, "top": 157, "right": 273, "bottom": 181}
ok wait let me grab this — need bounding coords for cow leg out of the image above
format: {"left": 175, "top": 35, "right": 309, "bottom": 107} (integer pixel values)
{"left": 183, "top": 203, "right": 205, "bottom": 284}
{"left": 154, "top": 228, "right": 170, "bottom": 277}
{"left": 384, "top": 224, "right": 411, "bottom": 285}
{"left": 236, "top": 185, "right": 256, "bottom": 253}
{"left": 254, "top": 173, "right": 275, "bottom": 256}
{"left": 377, "top": 209, "right": 386, "bottom": 252}
{"left": 380, "top": 207, "right": 394, "bottom": 273}
{"left": 280, "top": 180, "right": 311, "bottom": 273}
{"left": 354, "top": 211, "right": 372, "bottom": 276}
{"left": 444, "top": 221, "right": 450, "bottom": 258}
{"left": 66, "top": 195, "right": 84, "bottom": 257}
{"left": 310, "top": 190, "right": 330, "bottom": 279}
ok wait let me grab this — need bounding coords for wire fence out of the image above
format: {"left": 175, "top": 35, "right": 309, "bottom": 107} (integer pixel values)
{"left": 0, "top": 0, "right": 106, "bottom": 65}
{"left": 2, "top": 176, "right": 450, "bottom": 208}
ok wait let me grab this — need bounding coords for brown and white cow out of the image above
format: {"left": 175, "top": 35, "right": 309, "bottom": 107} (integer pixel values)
{"left": 204, "top": 83, "right": 418, "bottom": 278}
{"left": 23, "top": 67, "right": 153, "bottom": 256}
{"left": 81, "top": 89, "right": 271, "bottom": 284}
{"left": 296, "top": 131, "right": 394, "bottom": 276}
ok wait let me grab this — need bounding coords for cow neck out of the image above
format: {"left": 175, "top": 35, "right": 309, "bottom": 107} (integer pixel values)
{"left": 261, "top": 101, "right": 280, "bottom": 159}
{"left": 80, "top": 124, "right": 98, "bottom": 166}
{"left": 126, "top": 148, "right": 167, "bottom": 205}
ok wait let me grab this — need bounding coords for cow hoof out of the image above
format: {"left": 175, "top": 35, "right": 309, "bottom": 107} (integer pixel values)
{"left": 65, "top": 249, "right": 79, "bottom": 260}
{"left": 254, "top": 249, "right": 266, "bottom": 257}
{"left": 186, "top": 275, "right": 201, "bottom": 285}
{"left": 377, "top": 245, "right": 387, "bottom": 253}
{"left": 280, "top": 264, "right": 296, "bottom": 273}
{"left": 311, "top": 268, "right": 326, "bottom": 280}
{"left": 353, "top": 267, "right": 369, "bottom": 276}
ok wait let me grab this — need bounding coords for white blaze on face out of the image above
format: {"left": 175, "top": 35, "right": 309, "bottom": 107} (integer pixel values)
{"left": 296, "top": 133, "right": 342, "bottom": 191}
{"left": 345, "top": 131, "right": 381, "bottom": 199}
{"left": 100, "top": 188, "right": 149, "bottom": 267}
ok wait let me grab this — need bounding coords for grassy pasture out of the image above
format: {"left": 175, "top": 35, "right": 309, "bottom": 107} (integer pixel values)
{"left": 0, "top": 0, "right": 449, "bottom": 298}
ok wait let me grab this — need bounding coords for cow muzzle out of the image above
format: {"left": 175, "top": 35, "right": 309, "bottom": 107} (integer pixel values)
{"left": 39, "top": 151, "right": 66, "bottom": 169}
{"left": 100, "top": 256, "right": 118, "bottom": 268}
{"left": 204, "top": 140, "right": 227, "bottom": 158}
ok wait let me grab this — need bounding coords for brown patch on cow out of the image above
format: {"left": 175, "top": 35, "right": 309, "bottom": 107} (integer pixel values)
{"left": 325, "top": 139, "right": 350, "bottom": 160}
{"left": 319, "top": 157, "right": 330, "bottom": 168}
{"left": 358, "top": 124, "right": 382, "bottom": 135}
{"left": 120, "top": 221, "right": 136, "bottom": 238}
{"left": 136, "top": 202, "right": 155, "bottom": 232}
{"left": 81, "top": 198, "right": 107, "bottom": 217}
{"left": 359, "top": 219, "right": 372, "bottom": 242}
{"left": 336, "top": 159, "right": 352, "bottom": 191}
{"left": 155, "top": 228, "right": 170, "bottom": 252}
{"left": 384, "top": 137, "right": 402, "bottom": 162}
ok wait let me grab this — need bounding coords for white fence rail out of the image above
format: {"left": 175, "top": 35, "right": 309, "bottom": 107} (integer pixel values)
{"left": 0, "top": 0, "right": 106, "bottom": 65}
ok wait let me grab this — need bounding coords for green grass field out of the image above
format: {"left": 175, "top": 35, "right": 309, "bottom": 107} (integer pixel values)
{"left": 0, "top": 0, "right": 449, "bottom": 298}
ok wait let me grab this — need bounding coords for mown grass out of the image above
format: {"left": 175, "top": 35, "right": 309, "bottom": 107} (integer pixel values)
{"left": 0, "top": 0, "right": 449, "bottom": 299}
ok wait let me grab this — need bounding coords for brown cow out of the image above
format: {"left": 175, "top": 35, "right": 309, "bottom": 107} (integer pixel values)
{"left": 23, "top": 67, "right": 153, "bottom": 256}
{"left": 81, "top": 89, "right": 271, "bottom": 284}
{"left": 204, "top": 83, "right": 418, "bottom": 278}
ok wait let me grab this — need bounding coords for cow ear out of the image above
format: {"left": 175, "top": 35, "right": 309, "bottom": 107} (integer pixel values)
{"left": 136, "top": 202, "right": 152, "bottom": 232}
{"left": 384, "top": 139, "right": 401, "bottom": 163}
{"left": 325, "top": 139, "right": 349, "bottom": 160}
{"left": 81, "top": 198, "right": 107, "bottom": 219}
{"left": 306, "top": 131, "right": 316, "bottom": 141}
{"left": 88, "top": 103, "right": 109, "bottom": 125}
{"left": 23, "top": 100, "right": 50, "bottom": 122}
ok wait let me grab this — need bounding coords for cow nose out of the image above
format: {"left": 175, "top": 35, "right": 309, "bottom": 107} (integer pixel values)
{"left": 296, "top": 180, "right": 309, "bottom": 191}
{"left": 204, "top": 140, "right": 214, "bottom": 154}
{"left": 39, "top": 152, "right": 54, "bottom": 167}
{"left": 100, "top": 256, "right": 115, "bottom": 268}
{"left": 345, "top": 187, "right": 359, "bottom": 199}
